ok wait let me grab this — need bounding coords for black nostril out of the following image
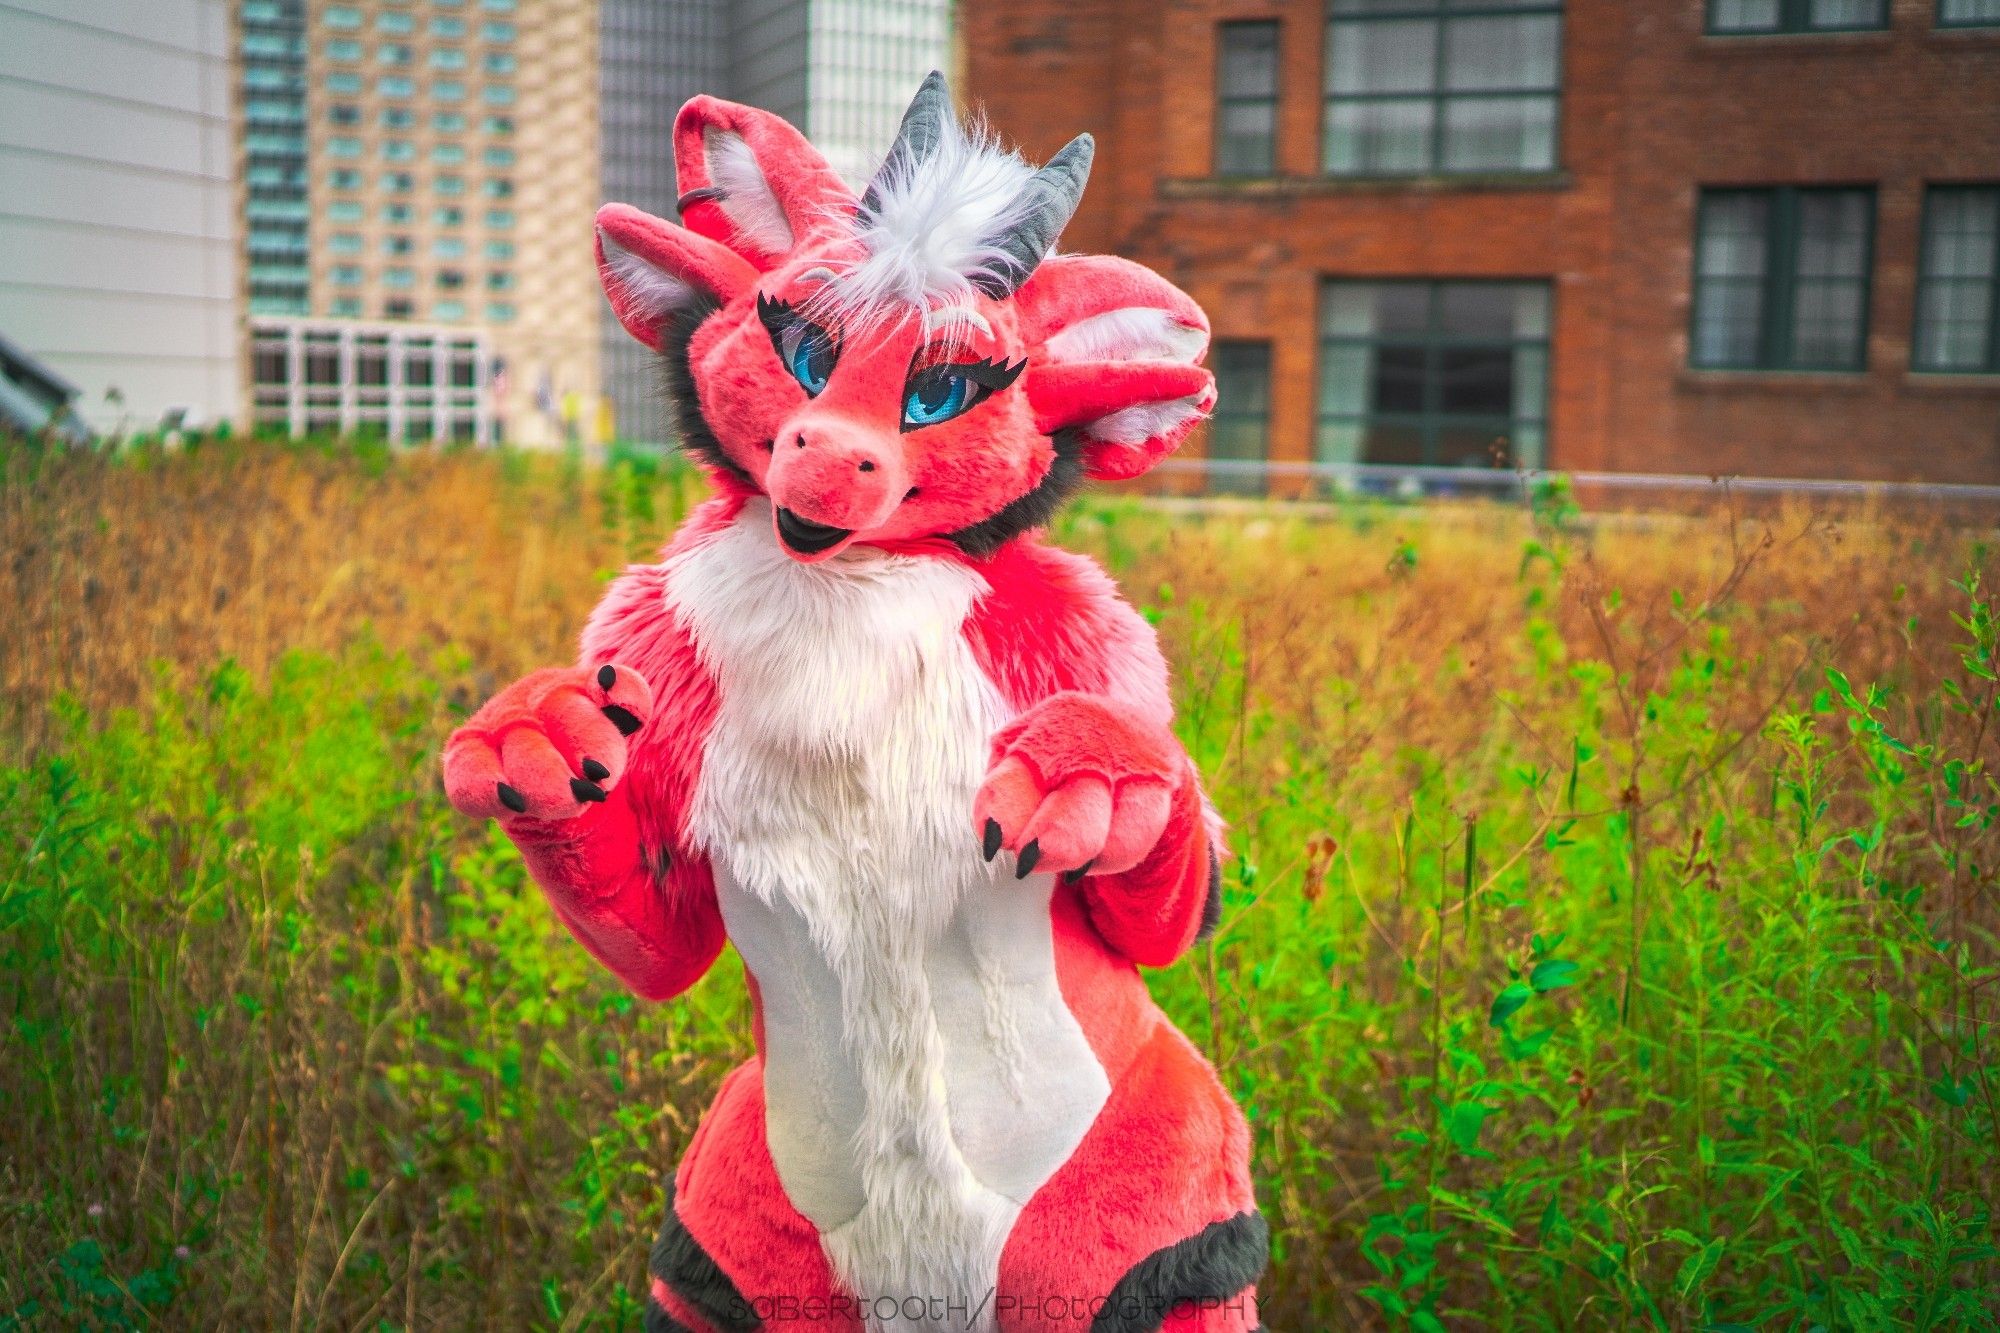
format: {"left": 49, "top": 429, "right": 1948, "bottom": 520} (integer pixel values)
{"left": 904, "top": 487, "right": 921, "bottom": 500}
{"left": 858, "top": 460, "right": 875, "bottom": 473}
{"left": 795, "top": 433, "right": 807, "bottom": 448}
{"left": 762, "top": 439, "right": 775, "bottom": 452}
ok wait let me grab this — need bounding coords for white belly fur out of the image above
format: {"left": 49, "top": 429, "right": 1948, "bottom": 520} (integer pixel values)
{"left": 668, "top": 502, "right": 1111, "bottom": 1333}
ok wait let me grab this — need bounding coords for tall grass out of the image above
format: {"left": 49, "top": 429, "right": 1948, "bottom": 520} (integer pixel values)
{"left": 1, "top": 436, "right": 1995, "bottom": 1330}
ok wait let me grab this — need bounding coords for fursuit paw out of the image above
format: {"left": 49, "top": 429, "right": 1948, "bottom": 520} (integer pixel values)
{"left": 442, "top": 663, "right": 654, "bottom": 822}
{"left": 973, "top": 692, "right": 1185, "bottom": 881}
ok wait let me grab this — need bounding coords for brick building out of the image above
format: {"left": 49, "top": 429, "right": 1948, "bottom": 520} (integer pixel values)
{"left": 964, "top": 0, "right": 2000, "bottom": 484}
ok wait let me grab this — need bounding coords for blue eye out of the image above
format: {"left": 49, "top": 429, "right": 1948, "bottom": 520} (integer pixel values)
{"left": 903, "top": 372, "right": 972, "bottom": 427}
{"left": 786, "top": 329, "right": 835, "bottom": 396}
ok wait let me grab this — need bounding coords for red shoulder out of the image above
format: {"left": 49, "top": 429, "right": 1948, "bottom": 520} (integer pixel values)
{"left": 962, "top": 536, "right": 1172, "bottom": 728}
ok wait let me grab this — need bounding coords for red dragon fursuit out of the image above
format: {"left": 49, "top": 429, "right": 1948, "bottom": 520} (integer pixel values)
{"left": 442, "top": 73, "right": 1266, "bottom": 1333}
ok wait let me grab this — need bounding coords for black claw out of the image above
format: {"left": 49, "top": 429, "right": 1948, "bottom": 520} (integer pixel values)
{"left": 570, "top": 777, "right": 607, "bottom": 803}
{"left": 1016, "top": 840, "right": 1042, "bottom": 879}
{"left": 1064, "top": 858, "right": 1096, "bottom": 885}
{"left": 602, "top": 704, "right": 643, "bottom": 736}
{"left": 496, "top": 782, "right": 527, "bottom": 813}
{"left": 597, "top": 664, "right": 617, "bottom": 690}
{"left": 581, "top": 757, "right": 610, "bottom": 782}
{"left": 982, "top": 818, "right": 1003, "bottom": 862}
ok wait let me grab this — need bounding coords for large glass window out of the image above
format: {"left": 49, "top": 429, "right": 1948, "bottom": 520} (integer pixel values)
{"left": 1939, "top": 0, "right": 2000, "bottom": 25}
{"left": 1216, "top": 22, "right": 1281, "bottom": 176}
{"left": 1913, "top": 186, "right": 2000, "bottom": 373}
{"left": 1323, "top": 0, "right": 1561, "bottom": 177}
{"left": 1708, "top": 0, "right": 1886, "bottom": 33}
{"left": 1318, "top": 280, "right": 1550, "bottom": 468}
{"left": 1207, "top": 342, "right": 1273, "bottom": 494}
{"left": 1690, "top": 187, "right": 1874, "bottom": 371}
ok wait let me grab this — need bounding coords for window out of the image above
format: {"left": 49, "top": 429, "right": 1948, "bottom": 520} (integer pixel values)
{"left": 484, "top": 52, "right": 517, "bottom": 74}
{"left": 482, "top": 83, "right": 516, "bottom": 105}
{"left": 431, "top": 47, "right": 467, "bottom": 70}
{"left": 486, "top": 302, "right": 516, "bottom": 322}
{"left": 1707, "top": 0, "right": 1886, "bottom": 32}
{"left": 435, "top": 237, "right": 468, "bottom": 258}
{"left": 434, "top": 300, "right": 467, "bottom": 321}
{"left": 328, "top": 136, "right": 363, "bottom": 158}
{"left": 1318, "top": 280, "right": 1550, "bottom": 468}
{"left": 386, "top": 299, "right": 415, "bottom": 320}
{"left": 326, "top": 38, "right": 362, "bottom": 61}
{"left": 1324, "top": 0, "right": 1561, "bottom": 176}
{"left": 382, "top": 171, "right": 416, "bottom": 192}
{"left": 327, "top": 104, "right": 361, "bottom": 126}
{"left": 324, "top": 6, "right": 362, "bottom": 28}
{"left": 382, "top": 202, "right": 414, "bottom": 223}
{"left": 483, "top": 147, "right": 515, "bottom": 167}
{"left": 483, "top": 178, "right": 513, "bottom": 199}
{"left": 384, "top": 267, "right": 416, "bottom": 289}
{"left": 329, "top": 232, "right": 363, "bottom": 255}
{"left": 438, "top": 269, "right": 466, "bottom": 290}
{"left": 378, "top": 75, "right": 413, "bottom": 97}
{"left": 433, "top": 143, "right": 468, "bottom": 165}
{"left": 377, "top": 10, "right": 414, "bottom": 33}
{"left": 481, "top": 115, "right": 514, "bottom": 135}
{"left": 327, "top": 71, "right": 363, "bottom": 94}
{"left": 378, "top": 42, "right": 413, "bottom": 65}
{"left": 1215, "top": 23, "right": 1280, "bottom": 176}
{"left": 437, "top": 174, "right": 467, "bottom": 196}
{"left": 1690, "top": 187, "right": 1874, "bottom": 371}
{"left": 484, "top": 239, "right": 514, "bottom": 260}
{"left": 482, "top": 20, "right": 515, "bottom": 41}
{"left": 382, "top": 140, "right": 416, "bottom": 162}
{"left": 330, "top": 297, "right": 363, "bottom": 317}
{"left": 384, "top": 235, "right": 414, "bottom": 256}
{"left": 485, "top": 208, "right": 514, "bottom": 228}
{"left": 382, "top": 106, "right": 415, "bottom": 129}
{"left": 329, "top": 168, "right": 362, "bottom": 190}
{"left": 332, "top": 265, "right": 363, "bottom": 286}
{"left": 1207, "top": 342, "right": 1272, "bottom": 494}
{"left": 434, "top": 80, "right": 466, "bottom": 100}
{"left": 435, "top": 205, "right": 465, "bottom": 226}
{"left": 482, "top": 0, "right": 516, "bottom": 10}
{"left": 435, "top": 111, "right": 468, "bottom": 132}
{"left": 1939, "top": 0, "right": 2000, "bottom": 24}
{"left": 328, "top": 200, "right": 363, "bottom": 222}
{"left": 487, "top": 271, "right": 515, "bottom": 292}
{"left": 433, "top": 16, "right": 467, "bottom": 37}
{"left": 1914, "top": 186, "right": 2000, "bottom": 372}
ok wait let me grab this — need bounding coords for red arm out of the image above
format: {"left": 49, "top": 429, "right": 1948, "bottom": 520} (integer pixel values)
{"left": 445, "top": 499, "right": 741, "bottom": 1001}
{"left": 963, "top": 538, "right": 1221, "bottom": 968}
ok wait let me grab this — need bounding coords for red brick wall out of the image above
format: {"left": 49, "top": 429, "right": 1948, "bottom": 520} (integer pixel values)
{"left": 963, "top": 0, "right": 2000, "bottom": 483}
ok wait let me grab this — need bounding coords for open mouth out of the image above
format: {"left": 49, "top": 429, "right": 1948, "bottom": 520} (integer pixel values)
{"left": 774, "top": 507, "right": 853, "bottom": 556}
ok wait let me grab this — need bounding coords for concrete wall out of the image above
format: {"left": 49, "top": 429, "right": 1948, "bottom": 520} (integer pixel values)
{"left": 0, "top": 0, "right": 241, "bottom": 434}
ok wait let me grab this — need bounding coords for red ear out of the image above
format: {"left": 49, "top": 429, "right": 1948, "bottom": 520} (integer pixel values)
{"left": 673, "top": 95, "right": 855, "bottom": 271}
{"left": 596, "top": 203, "right": 757, "bottom": 352}
{"left": 1015, "top": 255, "right": 1216, "bottom": 481}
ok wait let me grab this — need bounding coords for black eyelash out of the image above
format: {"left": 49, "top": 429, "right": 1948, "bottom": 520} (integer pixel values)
{"left": 756, "top": 292, "right": 838, "bottom": 366}
{"left": 950, "top": 356, "right": 1027, "bottom": 392}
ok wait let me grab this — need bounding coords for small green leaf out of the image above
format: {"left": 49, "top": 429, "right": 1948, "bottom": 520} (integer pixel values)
{"left": 1530, "top": 959, "right": 1580, "bottom": 992}
{"left": 1490, "top": 981, "right": 1534, "bottom": 1027}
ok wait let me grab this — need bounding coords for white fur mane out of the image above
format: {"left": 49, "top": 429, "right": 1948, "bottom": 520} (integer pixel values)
{"left": 803, "top": 114, "right": 1040, "bottom": 336}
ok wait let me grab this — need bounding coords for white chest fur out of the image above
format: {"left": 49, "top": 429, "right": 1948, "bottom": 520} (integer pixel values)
{"left": 666, "top": 503, "right": 1111, "bottom": 1333}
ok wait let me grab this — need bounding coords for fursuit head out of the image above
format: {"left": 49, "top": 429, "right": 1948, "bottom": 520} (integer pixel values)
{"left": 442, "top": 72, "right": 1266, "bottom": 1333}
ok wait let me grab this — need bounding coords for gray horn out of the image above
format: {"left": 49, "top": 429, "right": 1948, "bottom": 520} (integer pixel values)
{"left": 970, "top": 133, "right": 1094, "bottom": 298}
{"left": 862, "top": 71, "right": 1095, "bottom": 298}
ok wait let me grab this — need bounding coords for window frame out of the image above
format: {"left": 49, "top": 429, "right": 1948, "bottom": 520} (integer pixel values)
{"left": 1214, "top": 20, "right": 1282, "bottom": 178}
{"left": 1936, "top": 0, "right": 2000, "bottom": 27}
{"left": 1206, "top": 339, "right": 1275, "bottom": 493}
{"left": 1687, "top": 184, "right": 1877, "bottom": 374}
{"left": 1912, "top": 184, "right": 2000, "bottom": 375}
{"left": 1315, "top": 278, "right": 1553, "bottom": 469}
{"left": 1321, "top": 0, "right": 1565, "bottom": 180}
{"left": 1705, "top": 0, "right": 1889, "bottom": 34}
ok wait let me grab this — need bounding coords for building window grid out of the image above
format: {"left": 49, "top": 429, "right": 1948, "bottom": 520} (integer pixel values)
{"left": 1323, "top": 0, "right": 1563, "bottom": 178}
{"left": 1317, "top": 279, "right": 1551, "bottom": 470}
{"left": 1215, "top": 22, "right": 1281, "bottom": 177}
{"left": 1690, "top": 186, "right": 1876, "bottom": 373}
{"left": 1913, "top": 186, "right": 2000, "bottom": 374}
{"left": 250, "top": 319, "right": 491, "bottom": 443}
{"left": 1207, "top": 341, "right": 1274, "bottom": 494}
{"left": 1707, "top": 0, "right": 1887, "bottom": 33}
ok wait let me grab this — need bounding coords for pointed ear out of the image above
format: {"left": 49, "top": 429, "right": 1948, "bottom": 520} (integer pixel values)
{"left": 1016, "top": 256, "right": 1216, "bottom": 481}
{"left": 673, "top": 95, "right": 855, "bottom": 270}
{"left": 596, "top": 203, "right": 758, "bottom": 351}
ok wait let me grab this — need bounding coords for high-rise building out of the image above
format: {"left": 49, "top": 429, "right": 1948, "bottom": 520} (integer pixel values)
{"left": 967, "top": 0, "right": 2000, "bottom": 486}
{"left": 242, "top": 0, "right": 600, "bottom": 445}
{"left": 595, "top": 0, "right": 952, "bottom": 444}
{"left": 0, "top": 0, "right": 242, "bottom": 435}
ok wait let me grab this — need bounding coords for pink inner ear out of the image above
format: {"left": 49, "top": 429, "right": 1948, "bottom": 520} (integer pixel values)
{"left": 670, "top": 95, "right": 856, "bottom": 271}
{"left": 595, "top": 203, "right": 757, "bottom": 352}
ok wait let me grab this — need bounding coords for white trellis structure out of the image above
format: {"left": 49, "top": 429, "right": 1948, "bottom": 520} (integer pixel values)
{"left": 249, "top": 317, "right": 495, "bottom": 444}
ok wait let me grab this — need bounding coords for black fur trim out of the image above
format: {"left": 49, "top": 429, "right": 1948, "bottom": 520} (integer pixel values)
{"left": 944, "top": 427, "right": 1086, "bottom": 558}
{"left": 1090, "top": 1211, "right": 1269, "bottom": 1333}
{"left": 657, "top": 294, "right": 758, "bottom": 489}
{"left": 649, "top": 1179, "right": 761, "bottom": 1332}
{"left": 1197, "top": 845, "right": 1223, "bottom": 942}
{"left": 644, "top": 1298, "right": 696, "bottom": 1333}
